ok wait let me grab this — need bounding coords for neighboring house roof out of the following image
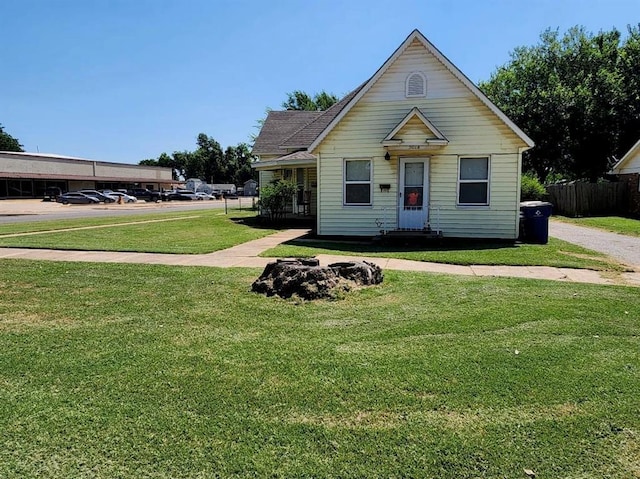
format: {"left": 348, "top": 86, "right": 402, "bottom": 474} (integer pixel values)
{"left": 252, "top": 110, "right": 322, "bottom": 156}
{"left": 610, "top": 138, "right": 640, "bottom": 174}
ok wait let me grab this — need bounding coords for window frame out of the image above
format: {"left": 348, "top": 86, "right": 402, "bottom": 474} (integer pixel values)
{"left": 405, "top": 71, "right": 427, "bottom": 98}
{"left": 343, "top": 158, "right": 372, "bottom": 206}
{"left": 457, "top": 156, "right": 490, "bottom": 207}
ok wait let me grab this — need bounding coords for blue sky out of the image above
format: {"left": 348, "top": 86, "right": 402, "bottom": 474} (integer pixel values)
{"left": 2, "top": 0, "right": 638, "bottom": 164}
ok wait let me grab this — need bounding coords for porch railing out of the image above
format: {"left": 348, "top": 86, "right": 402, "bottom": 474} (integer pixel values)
{"left": 376, "top": 205, "right": 441, "bottom": 235}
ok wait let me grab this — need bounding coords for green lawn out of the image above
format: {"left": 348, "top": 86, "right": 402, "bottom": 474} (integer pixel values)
{"left": 553, "top": 215, "right": 640, "bottom": 237}
{"left": 0, "top": 210, "right": 627, "bottom": 270}
{"left": 0, "top": 259, "right": 638, "bottom": 477}
{"left": 263, "top": 237, "right": 626, "bottom": 271}
{"left": 0, "top": 210, "right": 274, "bottom": 254}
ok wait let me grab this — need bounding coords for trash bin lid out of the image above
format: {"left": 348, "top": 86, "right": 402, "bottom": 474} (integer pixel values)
{"left": 520, "top": 201, "right": 553, "bottom": 208}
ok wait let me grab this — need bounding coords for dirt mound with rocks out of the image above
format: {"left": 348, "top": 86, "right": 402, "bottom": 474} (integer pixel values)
{"left": 252, "top": 258, "right": 383, "bottom": 300}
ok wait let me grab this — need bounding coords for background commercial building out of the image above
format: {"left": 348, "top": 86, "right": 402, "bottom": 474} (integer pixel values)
{"left": 0, "top": 151, "right": 173, "bottom": 198}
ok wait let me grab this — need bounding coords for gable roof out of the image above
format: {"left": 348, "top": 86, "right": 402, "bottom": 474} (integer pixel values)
{"left": 253, "top": 29, "right": 534, "bottom": 158}
{"left": 279, "top": 82, "right": 368, "bottom": 149}
{"left": 382, "top": 107, "right": 449, "bottom": 146}
{"left": 610, "top": 138, "right": 640, "bottom": 173}
{"left": 252, "top": 83, "right": 368, "bottom": 157}
{"left": 252, "top": 110, "right": 322, "bottom": 156}
{"left": 306, "top": 29, "right": 534, "bottom": 152}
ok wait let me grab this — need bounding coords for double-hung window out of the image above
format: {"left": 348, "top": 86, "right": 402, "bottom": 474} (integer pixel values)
{"left": 344, "top": 159, "right": 372, "bottom": 205}
{"left": 458, "top": 157, "right": 489, "bottom": 205}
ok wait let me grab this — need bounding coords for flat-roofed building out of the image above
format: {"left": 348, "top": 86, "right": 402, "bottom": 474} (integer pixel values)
{"left": 0, "top": 151, "right": 173, "bottom": 198}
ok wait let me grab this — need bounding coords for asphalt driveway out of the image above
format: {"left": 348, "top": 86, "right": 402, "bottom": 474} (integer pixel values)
{"left": 549, "top": 219, "right": 640, "bottom": 270}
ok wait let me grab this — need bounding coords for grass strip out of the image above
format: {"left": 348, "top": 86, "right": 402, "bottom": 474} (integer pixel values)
{"left": 262, "top": 236, "right": 625, "bottom": 271}
{"left": 0, "top": 260, "right": 638, "bottom": 477}
{"left": 0, "top": 210, "right": 274, "bottom": 254}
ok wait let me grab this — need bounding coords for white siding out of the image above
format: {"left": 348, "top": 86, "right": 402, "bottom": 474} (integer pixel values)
{"left": 314, "top": 39, "right": 525, "bottom": 238}
{"left": 394, "top": 116, "right": 441, "bottom": 142}
{"left": 259, "top": 170, "right": 275, "bottom": 187}
{"left": 618, "top": 153, "right": 640, "bottom": 174}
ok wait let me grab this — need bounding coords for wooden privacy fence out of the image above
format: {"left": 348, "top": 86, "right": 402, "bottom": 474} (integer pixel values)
{"left": 546, "top": 182, "right": 628, "bottom": 217}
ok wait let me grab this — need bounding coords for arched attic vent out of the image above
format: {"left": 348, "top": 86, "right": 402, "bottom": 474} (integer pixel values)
{"left": 405, "top": 72, "right": 427, "bottom": 98}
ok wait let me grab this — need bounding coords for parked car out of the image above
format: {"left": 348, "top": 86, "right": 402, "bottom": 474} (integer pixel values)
{"left": 79, "top": 189, "right": 117, "bottom": 203}
{"left": 107, "top": 191, "right": 137, "bottom": 203}
{"left": 56, "top": 192, "right": 100, "bottom": 205}
{"left": 126, "top": 188, "right": 162, "bottom": 202}
{"left": 43, "top": 186, "right": 62, "bottom": 202}
{"left": 211, "top": 188, "right": 222, "bottom": 200}
{"left": 166, "top": 189, "right": 198, "bottom": 201}
{"left": 195, "top": 192, "right": 216, "bottom": 200}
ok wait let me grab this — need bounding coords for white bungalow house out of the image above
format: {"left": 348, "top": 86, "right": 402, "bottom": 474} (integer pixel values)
{"left": 609, "top": 138, "right": 640, "bottom": 215}
{"left": 252, "top": 29, "right": 534, "bottom": 238}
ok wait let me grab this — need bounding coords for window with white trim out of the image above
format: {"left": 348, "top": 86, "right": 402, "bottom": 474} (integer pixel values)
{"left": 344, "top": 159, "right": 372, "bottom": 205}
{"left": 405, "top": 72, "right": 426, "bottom": 98}
{"left": 458, "top": 157, "right": 490, "bottom": 205}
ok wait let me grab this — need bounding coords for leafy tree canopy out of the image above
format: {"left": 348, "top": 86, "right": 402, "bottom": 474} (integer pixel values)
{"left": 480, "top": 25, "right": 640, "bottom": 182}
{"left": 282, "top": 90, "right": 338, "bottom": 111}
{"left": 141, "top": 135, "right": 257, "bottom": 184}
{"left": 0, "top": 124, "right": 24, "bottom": 152}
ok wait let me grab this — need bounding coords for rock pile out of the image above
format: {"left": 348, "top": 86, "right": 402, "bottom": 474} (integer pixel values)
{"left": 252, "top": 258, "right": 383, "bottom": 300}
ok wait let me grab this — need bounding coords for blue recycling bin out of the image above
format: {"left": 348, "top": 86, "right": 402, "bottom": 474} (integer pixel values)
{"left": 519, "top": 201, "right": 553, "bottom": 244}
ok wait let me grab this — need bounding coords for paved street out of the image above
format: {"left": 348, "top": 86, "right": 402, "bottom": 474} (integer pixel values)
{"left": 0, "top": 198, "right": 256, "bottom": 224}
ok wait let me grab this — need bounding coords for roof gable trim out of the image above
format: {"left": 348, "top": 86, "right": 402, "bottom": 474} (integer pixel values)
{"left": 307, "top": 29, "right": 534, "bottom": 152}
{"left": 610, "top": 138, "right": 640, "bottom": 173}
{"left": 382, "top": 107, "right": 449, "bottom": 145}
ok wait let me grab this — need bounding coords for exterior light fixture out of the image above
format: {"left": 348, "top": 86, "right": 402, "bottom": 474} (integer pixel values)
{"left": 384, "top": 151, "right": 391, "bottom": 161}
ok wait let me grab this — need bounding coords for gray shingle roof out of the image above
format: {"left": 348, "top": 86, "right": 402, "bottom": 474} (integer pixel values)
{"left": 252, "top": 83, "right": 368, "bottom": 156}
{"left": 251, "top": 110, "right": 321, "bottom": 156}
{"left": 280, "top": 83, "right": 367, "bottom": 149}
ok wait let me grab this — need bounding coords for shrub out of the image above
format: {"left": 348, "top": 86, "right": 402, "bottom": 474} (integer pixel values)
{"left": 257, "top": 180, "right": 297, "bottom": 223}
{"left": 521, "top": 172, "right": 547, "bottom": 201}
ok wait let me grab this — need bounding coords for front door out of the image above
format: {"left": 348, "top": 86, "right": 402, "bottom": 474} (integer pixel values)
{"left": 399, "top": 158, "right": 429, "bottom": 230}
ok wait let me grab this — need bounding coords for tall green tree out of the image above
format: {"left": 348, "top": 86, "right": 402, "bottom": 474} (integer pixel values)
{"left": 282, "top": 90, "right": 338, "bottom": 111}
{"left": 0, "top": 124, "right": 24, "bottom": 152}
{"left": 480, "top": 25, "right": 640, "bottom": 182}
{"left": 618, "top": 25, "right": 640, "bottom": 153}
{"left": 195, "top": 133, "right": 225, "bottom": 182}
{"left": 141, "top": 135, "right": 255, "bottom": 184}
{"left": 225, "top": 143, "right": 256, "bottom": 185}
{"left": 138, "top": 159, "right": 158, "bottom": 166}
{"left": 173, "top": 150, "right": 197, "bottom": 180}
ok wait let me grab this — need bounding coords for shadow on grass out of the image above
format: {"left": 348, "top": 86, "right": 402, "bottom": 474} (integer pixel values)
{"left": 230, "top": 215, "right": 315, "bottom": 231}
{"left": 283, "top": 237, "right": 521, "bottom": 254}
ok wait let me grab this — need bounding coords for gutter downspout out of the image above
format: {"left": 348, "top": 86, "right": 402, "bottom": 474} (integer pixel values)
{"left": 316, "top": 152, "right": 321, "bottom": 235}
{"left": 516, "top": 145, "right": 533, "bottom": 238}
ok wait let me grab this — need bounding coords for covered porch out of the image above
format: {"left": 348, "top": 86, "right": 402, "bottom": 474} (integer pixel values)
{"left": 252, "top": 151, "right": 318, "bottom": 218}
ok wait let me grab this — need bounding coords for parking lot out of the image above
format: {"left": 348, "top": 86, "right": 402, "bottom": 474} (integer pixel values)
{"left": 0, "top": 197, "right": 257, "bottom": 224}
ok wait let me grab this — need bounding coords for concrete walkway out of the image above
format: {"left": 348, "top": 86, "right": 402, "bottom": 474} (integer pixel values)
{"left": 1, "top": 228, "right": 639, "bottom": 287}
